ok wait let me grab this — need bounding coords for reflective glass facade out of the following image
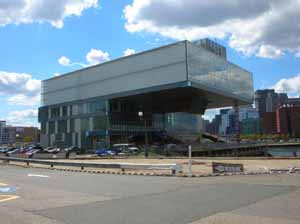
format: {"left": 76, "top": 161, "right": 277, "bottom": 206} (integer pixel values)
{"left": 187, "top": 42, "right": 253, "bottom": 102}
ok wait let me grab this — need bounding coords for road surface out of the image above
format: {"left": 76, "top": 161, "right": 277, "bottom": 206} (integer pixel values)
{"left": 0, "top": 164, "right": 300, "bottom": 224}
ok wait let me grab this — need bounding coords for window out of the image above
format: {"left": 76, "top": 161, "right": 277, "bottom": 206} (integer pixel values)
{"left": 81, "top": 118, "right": 89, "bottom": 132}
{"left": 69, "top": 105, "right": 73, "bottom": 116}
{"left": 78, "top": 104, "right": 84, "bottom": 115}
{"left": 72, "top": 105, "right": 78, "bottom": 115}
{"left": 48, "top": 121, "right": 55, "bottom": 134}
{"left": 41, "top": 122, "right": 46, "bottom": 134}
{"left": 38, "top": 107, "right": 48, "bottom": 122}
{"left": 58, "top": 120, "right": 67, "bottom": 133}
{"left": 62, "top": 106, "right": 68, "bottom": 117}
{"left": 70, "top": 119, "right": 75, "bottom": 132}
{"left": 51, "top": 107, "right": 60, "bottom": 118}
{"left": 93, "top": 116, "right": 107, "bottom": 130}
{"left": 110, "top": 101, "right": 120, "bottom": 112}
{"left": 88, "top": 101, "right": 105, "bottom": 113}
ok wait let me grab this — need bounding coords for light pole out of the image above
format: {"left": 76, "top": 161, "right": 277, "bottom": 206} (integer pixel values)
{"left": 138, "top": 111, "right": 148, "bottom": 158}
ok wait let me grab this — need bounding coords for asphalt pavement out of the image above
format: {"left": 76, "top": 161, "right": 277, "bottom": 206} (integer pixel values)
{"left": 0, "top": 164, "right": 300, "bottom": 224}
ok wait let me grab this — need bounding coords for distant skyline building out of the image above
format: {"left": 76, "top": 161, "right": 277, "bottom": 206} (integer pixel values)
{"left": 206, "top": 89, "right": 300, "bottom": 137}
{"left": 0, "top": 121, "right": 39, "bottom": 145}
{"left": 276, "top": 105, "right": 300, "bottom": 137}
{"left": 254, "top": 89, "right": 288, "bottom": 118}
{"left": 206, "top": 105, "right": 260, "bottom": 136}
{"left": 262, "top": 112, "right": 277, "bottom": 134}
{"left": 287, "top": 97, "right": 300, "bottom": 106}
{"left": 0, "top": 121, "right": 6, "bottom": 145}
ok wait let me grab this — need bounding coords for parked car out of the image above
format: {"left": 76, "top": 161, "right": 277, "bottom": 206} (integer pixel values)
{"left": 44, "top": 147, "right": 60, "bottom": 154}
{"left": 0, "top": 147, "right": 9, "bottom": 153}
{"left": 64, "top": 146, "right": 80, "bottom": 158}
{"left": 95, "top": 148, "right": 115, "bottom": 156}
{"left": 26, "top": 149, "right": 42, "bottom": 158}
{"left": 112, "top": 143, "right": 139, "bottom": 155}
{"left": 6, "top": 148, "right": 21, "bottom": 155}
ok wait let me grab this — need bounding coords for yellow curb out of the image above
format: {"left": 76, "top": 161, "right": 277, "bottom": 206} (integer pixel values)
{"left": 0, "top": 195, "right": 19, "bottom": 203}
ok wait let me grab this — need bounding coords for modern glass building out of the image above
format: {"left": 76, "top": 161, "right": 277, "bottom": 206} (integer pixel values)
{"left": 38, "top": 40, "right": 254, "bottom": 149}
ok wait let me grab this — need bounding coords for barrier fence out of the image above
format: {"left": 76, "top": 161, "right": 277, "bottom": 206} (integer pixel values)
{"left": 0, "top": 157, "right": 183, "bottom": 175}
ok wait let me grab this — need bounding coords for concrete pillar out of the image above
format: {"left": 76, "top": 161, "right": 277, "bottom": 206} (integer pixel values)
{"left": 55, "top": 121, "right": 58, "bottom": 134}
{"left": 46, "top": 122, "right": 49, "bottom": 135}
{"left": 72, "top": 132, "right": 76, "bottom": 146}
{"left": 89, "top": 117, "right": 93, "bottom": 131}
{"left": 59, "top": 107, "right": 63, "bottom": 117}
{"left": 75, "top": 118, "right": 81, "bottom": 148}
{"left": 234, "top": 100, "right": 240, "bottom": 143}
{"left": 67, "top": 105, "right": 71, "bottom": 116}
{"left": 67, "top": 120, "right": 70, "bottom": 133}
{"left": 48, "top": 108, "right": 51, "bottom": 119}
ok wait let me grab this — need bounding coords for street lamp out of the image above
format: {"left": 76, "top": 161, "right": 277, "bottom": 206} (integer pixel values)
{"left": 138, "top": 111, "right": 148, "bottom": 158}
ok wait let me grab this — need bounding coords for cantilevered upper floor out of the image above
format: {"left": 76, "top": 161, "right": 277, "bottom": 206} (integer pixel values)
{"left": 41, "top": 40, "right": 253, "bottom": 112}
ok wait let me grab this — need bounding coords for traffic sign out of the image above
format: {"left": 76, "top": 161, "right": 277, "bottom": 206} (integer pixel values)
{"left": 212, "top": 162, "right": 243, "bottom": 173}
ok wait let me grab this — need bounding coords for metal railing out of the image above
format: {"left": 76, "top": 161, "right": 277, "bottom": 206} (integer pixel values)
{"left": 0, "top": 157, "right": 182, "bottom": 175}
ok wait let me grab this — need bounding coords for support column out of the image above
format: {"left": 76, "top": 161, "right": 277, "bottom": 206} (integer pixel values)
{"left": 59, "top": 107, "right": 63, "bottom": 117}
{"left": 55, "top": 121, "right": 58, "bottom": 134}
{"left": 234, "top": 100, "right": 240, "bottom": 143}
{"left": 67, "top": 120, "right": 70, "bottom": 133}
{"left": 106, "top": 101, "right": 111, "bottom": 148}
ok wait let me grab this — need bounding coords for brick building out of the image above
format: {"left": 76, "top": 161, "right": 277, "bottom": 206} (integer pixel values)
{"left": 262, "top": 112, "right": 277, "bottom": 134}
{"left": 276, "top": 105, "right": 300, "bottom": 137}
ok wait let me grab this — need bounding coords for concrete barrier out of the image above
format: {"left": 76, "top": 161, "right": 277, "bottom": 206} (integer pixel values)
{"left": 0, "top": 157, "right": 181, "bottom": 175}
{"left": 32, "top": 152, "right": 66, "bottom": 159}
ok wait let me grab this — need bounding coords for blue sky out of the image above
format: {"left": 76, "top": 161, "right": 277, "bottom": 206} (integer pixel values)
{"left": 0, "top": 0, "right": 299, "bottom": 126}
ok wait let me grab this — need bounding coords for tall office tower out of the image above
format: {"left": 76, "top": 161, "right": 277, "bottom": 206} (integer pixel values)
{"left": 255, "top": 89, "right": 288, "bottom": 117}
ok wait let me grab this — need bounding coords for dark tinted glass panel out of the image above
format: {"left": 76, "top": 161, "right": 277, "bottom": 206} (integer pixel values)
{"left": 88, "top": 101, "right": 105, "bottom": 113}
{"left": 49, "top": 121, "right": 55, "bottom": 134}
{"left": 93, "top": 116, "right": 107, "bottom": 130}
{"left": 58, "top": 120, "right": 67, "bottom": 133}
{"left": 51, "top": 107, "right": 60, "bottom": 118}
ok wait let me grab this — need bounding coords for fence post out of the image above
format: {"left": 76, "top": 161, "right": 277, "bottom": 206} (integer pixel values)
{"left": 172, "top": 168, "right": 176, "bottom": 176}
{"left": 188, "top": 145, "right": 192, "bottom": 177}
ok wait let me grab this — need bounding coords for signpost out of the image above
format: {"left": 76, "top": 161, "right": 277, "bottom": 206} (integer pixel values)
{"left": 188, "top": 145, "right": 192, "bottom": 177}
{"left": 212, "top": 162, "right": 243, "bottom": 173}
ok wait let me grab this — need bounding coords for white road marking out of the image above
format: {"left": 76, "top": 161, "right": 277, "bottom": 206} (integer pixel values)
{"left": 28, "top": 174, "right": 50, "bottom": 178}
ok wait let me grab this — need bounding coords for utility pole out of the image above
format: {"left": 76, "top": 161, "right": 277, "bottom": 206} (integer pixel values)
{"left": 138, "top": 111, "right": 148, "bottom": 158}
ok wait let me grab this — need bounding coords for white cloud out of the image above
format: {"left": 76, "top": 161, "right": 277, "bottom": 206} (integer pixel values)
{"left": 273, "top": 74, "right": 300, "bottom": 96}
{"left": 0, "top": 0, "right": 98, "bottom": 28}
{"left": 58, "top": 48, "right": 110, "bottom": 69}
{"left": 7, "top": 109, "right": 38, "bottom": 127}
{"left": 53, "top": 73, "right": 61, "bottom": 77}
{"left": 257, "top": 45, "right": 283, "bottom": 59}
{"left": 0, "top": 71, "right": 41, "bottom": 106}
{"left": 8, "top": 94, "right": 40, "bottom": 106}
{"left": 124, "top": 0, "right": 300, "bottom": 58}
{"left": 123, "top": 48, "right": 136, "bottom": 56}
{"left": 86, "top": 48, "right": 110, "bottom": 65}
{"left": 58, "top": 56, "right": 71, "bottom": 66}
